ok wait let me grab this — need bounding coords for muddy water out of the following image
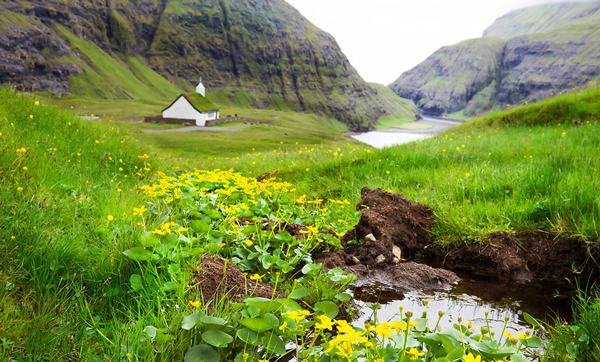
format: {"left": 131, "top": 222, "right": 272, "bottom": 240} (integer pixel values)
{"left": 352, "top": 271, "right": 573, "bottom": 333}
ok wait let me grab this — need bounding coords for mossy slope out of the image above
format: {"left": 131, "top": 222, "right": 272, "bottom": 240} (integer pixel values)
{"left": 389, "top": 3, "right": 600, "bottom": 117}
{"left": 0, "top": 0, "right": 416, "bottom": 130}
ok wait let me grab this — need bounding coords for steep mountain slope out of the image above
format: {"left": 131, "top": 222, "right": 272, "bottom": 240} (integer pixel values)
{"left": 389, "top": 2, "right": 600, "bottom": 117}
{"left": 484, "top": 1, "right": 600, "bottom": 39}
{"left": 0, "top": 0, "right": 410, "bottom": 130}
{"left": 389, "top": 37, "right": 505, "bottom": 115}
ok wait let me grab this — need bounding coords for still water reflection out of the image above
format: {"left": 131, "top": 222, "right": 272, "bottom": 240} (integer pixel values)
{"left": 352, "top": 272, "right": 573, "bottom": 334}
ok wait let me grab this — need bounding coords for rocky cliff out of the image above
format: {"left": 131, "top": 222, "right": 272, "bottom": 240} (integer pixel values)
{"left": 0, "top": 0, "right": 405, "bottom": 130}
{"left": 483, "top": 1, "right": 600, "bottom": 39}
{"left": 389, "top": 2, "right": 600, "bottom": 117}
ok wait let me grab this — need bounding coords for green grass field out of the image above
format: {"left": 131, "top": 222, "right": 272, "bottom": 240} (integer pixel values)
{"left": 2, "top": 84, "right": 600, "bottom": 361}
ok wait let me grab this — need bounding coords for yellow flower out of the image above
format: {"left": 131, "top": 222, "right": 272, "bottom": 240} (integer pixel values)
{"left": 315, "top": 315, "right": 334, "bottom": 330}
{"left": 249, "top": 273, "right": 264, "bottom": 280}
{"left": 133, "top": 206, "right": 148, "bottom": 216}
{"left": 126, "top": 353, "right": 131, "bottom": 359}
{"left": 245, "top": 240, "right": 253, "bottom": 247}
{"left": 11, "top": 236, "right": 16, "bottom": 240}
{"left": 407, "top": 348, "right": 425, "bottom": 357}
{"left": 23, "top": 166, "right": 28, "bottom": 171}
{"left": 464, "top": 353, "right": 482, "bottom": 362}
{"left": 562, "top": 132, "right": 566, "bottom": 137}
{"left": 107, "top": 215, "right": 114, "bottom": 221}
{"left": 17, "top": 187, "right": 23, "bottom": 191}
{"left": 305, "top": 168, "right": 309, "bottom": 171}
{"left": 518, "top": 332, "right": 532, "bottom": 340}
{"left": 29, "top": 115, "right": 33, "bottom": 119}
{"left": 466, "top": 173, "right": 470, "bottom": 177}
{"left": 16, "top": 147, "right": 27, "bottom": 153}
{"left": 279, "top": 321, "right": 288, "bottom": 332}
{"left": 138, "top": 154, "right": 150, "bottom": 159}
{"left": 189, "top": 300, "right": 200, "bottom": 308}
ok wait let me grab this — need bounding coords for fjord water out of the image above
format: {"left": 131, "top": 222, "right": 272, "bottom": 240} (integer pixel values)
{"left": 351, "top": 116, "right": 462, "bottom": 148}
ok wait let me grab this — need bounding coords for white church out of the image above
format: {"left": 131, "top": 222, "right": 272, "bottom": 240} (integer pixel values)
{"left": 161, "top": 78, "right": 220, "bottom": 126}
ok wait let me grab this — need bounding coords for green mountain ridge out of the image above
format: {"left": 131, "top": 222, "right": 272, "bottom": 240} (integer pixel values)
{"left": 484, "top": 1, "right": 600, "bottom": 39}
{"left": 0, "top": 0, "right": 413, "bottom": 130}
{"left": 389, "top": 1, "right": 600, "bottom": 117}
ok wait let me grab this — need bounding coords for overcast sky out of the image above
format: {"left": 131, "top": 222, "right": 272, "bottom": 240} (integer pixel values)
{"left": 285, "top": 0, "right": 587, "bottom": 85}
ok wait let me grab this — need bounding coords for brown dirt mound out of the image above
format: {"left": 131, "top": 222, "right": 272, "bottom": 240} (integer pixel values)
{"left": 313, "top": 187, "right": 460, "bottom": 292}
{"left": 442, "top": 231, "right": 600, "bottom": 282}
{"left": 321, "top": 186, "right": 599, "bottom": 285}
{"left": 190, "top": 256, "right": 285, "bottom": 304}
{"left": 341, "top": 187, "right": 435, "bottom": 264}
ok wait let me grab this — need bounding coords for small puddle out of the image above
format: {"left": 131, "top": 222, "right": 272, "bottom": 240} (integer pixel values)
{"left": 352, "top": 271, "right": 573, "bottom": 334}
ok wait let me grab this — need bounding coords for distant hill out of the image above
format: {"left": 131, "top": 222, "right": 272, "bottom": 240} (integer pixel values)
{"left": 484, "top": 2, "right": 600, "bottom": 39}
{"left": 389, "top": 1, "right": 600, "bottom": 117}
{"left": 0, "top": 0, "right": 415, "bottom": 130}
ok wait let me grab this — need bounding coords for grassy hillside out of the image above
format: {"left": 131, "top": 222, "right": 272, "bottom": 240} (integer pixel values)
{"left": 484, "top": 1, "right": 600, "bottom": 39}
{"left": 2, "top": 82, "right": 600, "bottom": 360}
{"left": 0, "top": 87, "right": 168, "bottom": 360}
{"left": 1, "top": 0, "right": 409, "bottom": 131}
{"left": 210, "top": 86, "right": 600, "bottom": 243}
{"left": 56, "top": 24, "right": 183, "bottom": 101}
{"left": 369, "top": 83, "right": 420, "bottom": 130}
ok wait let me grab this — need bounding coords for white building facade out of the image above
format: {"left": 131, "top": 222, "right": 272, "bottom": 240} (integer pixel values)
{"left": 196, "top": 78, "right": 206, "bottom": 96}
{"left": 162, "top": 95, "right": 219, "bottom": 126}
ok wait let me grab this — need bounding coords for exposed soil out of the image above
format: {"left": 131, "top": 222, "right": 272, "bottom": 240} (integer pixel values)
{"left": 440, "top": 231, "right": 600, "bottom": 282}
{"left": 313, "top": 187, "right": 460, "bottom": 292}
{"left": 321, "top": 187, "right": 600, "bottom": 284}
{"left": 190, "top": 187, "right": 599, "bottom": 304}
{"left": 190, "top": 256, "right": 285, "bottom": 305}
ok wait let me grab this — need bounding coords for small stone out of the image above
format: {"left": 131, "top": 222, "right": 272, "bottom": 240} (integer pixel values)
{"left": 375, "top": 254, "right": 386, "bottom": 264}
{"left": 352, "top": 256, "right": 360, "bottom": 264}
{"left": 392, "top": 245, "right": 402, "bottom": 260}
{"left": 392, "top": 257, "right": 400, "bottom": 264}
{"left": 365, "top": 233, "right": 376, "bottom": 242}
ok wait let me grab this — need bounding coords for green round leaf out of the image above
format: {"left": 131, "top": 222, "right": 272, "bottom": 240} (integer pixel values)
{"left": 202, "top": 329, "right": 233, "bottom": 348}
{"left": 122, "top": 247, "right": 153, "bottom": 261}
{"left": 289, "top": 288, "right": 309, "bottom": 300}
{"left": 523, "top": 336, "right": 543, "bottom": 348}
{"left": 314, "top": 301, "right": 339, "bottom": 319}
{"left": 185, "top": 345, "right": 220, "bottom": 362}
{"left": 129, "top": 274, "right": 143, "bottom": 291}
{"left": 236, "top": 328, "right": 261, "bottom": 346}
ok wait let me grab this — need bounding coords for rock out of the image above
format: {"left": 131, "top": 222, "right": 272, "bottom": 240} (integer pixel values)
{"left": 0, "top": 0, "right": 415, "bottom": 131}
{"left": 392, "top": 257, "right": 400, "bottom": 265}
{"left": 351, "top": 256, "right": 360, "bottom": 265}
{"left": 392, "top": 245, "right": 402, "bottom": 260}
{"left": 375, "top": 254, "right": 386, "bottom": 264}
{"left": 365, "top": 233, "right": 377, "bottom": 243}
{"left": 389, "top": 2, "right": 600, "bottom": 118}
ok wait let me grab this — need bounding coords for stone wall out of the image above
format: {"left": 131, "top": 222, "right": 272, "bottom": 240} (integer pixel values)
{"left": 205, "top": 116, "right": 259, "bottom": 126}
{"left": 143, "top": 115, "right": 195, "bottom": 125}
